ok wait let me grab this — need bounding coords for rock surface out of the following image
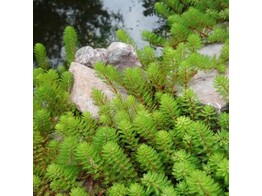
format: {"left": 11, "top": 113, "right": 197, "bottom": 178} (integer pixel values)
{"left": 75, "top": 42, "right": 141, "bottom": 69}
{"left": 188, "top": 43, "right": 229, "bottom": 112}
{"left": 69, "top": 62, "right": 116, "bottom": 117}
{"left": 75, "top": 46, "right": 107, "bottom": 68}
{"left": 189, "top": 69, "right": 228, "bottom": 111}
{"left": 106, "top": 42, "right": 142, "bottom": 70}
{"left": 198, "top": 43, "right": 224, "bottom": 58}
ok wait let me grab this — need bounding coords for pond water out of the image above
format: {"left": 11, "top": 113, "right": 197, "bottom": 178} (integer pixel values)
{"left": 33, "top": 0, "right": 164, "bottom": 67}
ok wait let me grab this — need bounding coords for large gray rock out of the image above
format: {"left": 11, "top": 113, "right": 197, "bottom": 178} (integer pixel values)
{"left": 75, "top": 46, "right": 107, "bottom": 68}
{"left": 69, "top": 62, "right": 116, "bottom": 117}
{"left": 74, "top": 42, "right": 141, "bottom": 69}
{"left": 107, "top": 42, "right": 142, "bottom": 70}
{"left": 188, "top": 43, "right": 229, "bottom": 112}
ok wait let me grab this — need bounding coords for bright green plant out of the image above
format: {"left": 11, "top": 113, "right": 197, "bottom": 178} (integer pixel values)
{"left": 186, "top": 170, "right": 222, "bottom": 195}
{"left": 34, "top": 0, "right": 229, "bottom": 194}
{"left": 34, "top": 43, "right": 49, "bottom": 70}
{"left": 141, "top": 171, "right": 175, "bottom": 195}
{"left": 214, "top": 75, "right": 229, "bottom": 103}
{"left": 63, "top": 26, "right": 78, "bottom": 68}
{"left": 136, "top": 144, "right": 165, "bottom": 173}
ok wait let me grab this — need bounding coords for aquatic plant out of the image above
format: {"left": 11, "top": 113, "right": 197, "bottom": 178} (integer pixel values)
{"left": 33, "top": 0, "right": 229, "bottom": 194}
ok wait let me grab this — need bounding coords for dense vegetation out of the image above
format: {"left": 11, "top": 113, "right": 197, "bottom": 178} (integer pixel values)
{"left": 33, "top": 0, "right": 229, "bottom": 195}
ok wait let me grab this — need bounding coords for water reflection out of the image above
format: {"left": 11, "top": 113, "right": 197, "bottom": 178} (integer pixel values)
{"left": 33, "top": 0, "right": 163, "bottom": 66}
{"left": 141, "top": 0, "right": 157, "bottom": 16}
{"left": 102, "top": 0, "right": 164, "bottom": 48}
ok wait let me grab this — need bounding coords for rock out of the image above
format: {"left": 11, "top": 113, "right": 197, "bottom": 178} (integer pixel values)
{"left": 75, "top": 46, "right": 107, "bottom": 68}
{"left": 74, "top": 42, "right": 141, "bottom": 69}
{"left": 198, "top": 43, "right": 224, "bottom": 58}
{"left": 69, "top": 62, "right": 116, "bottom": 117}
{"left": 188, "top": 43, "right": 229, "bottom": 112}
{"left": 107, "top": 42, "right": 142, "bottom": 70}
{"left": 188, "top": 69, "right": 228, "bottom": 112}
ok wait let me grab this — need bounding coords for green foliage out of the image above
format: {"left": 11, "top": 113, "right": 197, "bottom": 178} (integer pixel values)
{"left": 34, "top": 26, "right": 81, "bottom": 195}
{"left": 161, "top": 186, "right": 177, "bottom": 196}
{"left": 189, "top": 121, "right": 217, "bottom": 155}
{"left": 154, "top": 130, "right": 174, "bottom": 162}
{"left": 75, "top": 142, "right": 104, "bottom": 179}
{"left": 216, "top": 158, "right": 229, "bottom": 186}
{"left": 141, "top": 171, "right": 174, "bottom": 195}
{"left": 116, "top": 29, "right": 137, "bottom": 48}
{"left": 187, "top": 34, "right": 203, "bottom": 52}
{"left": 33, "top": 69, "right": 75, "bottom": 116}
{"left": 107, "top": 183, "right": 127, "bottom": 196}
{"left": 142, "top": 30, "right": 166, "bottom": 46}
{"left": 34, "top": 3, "right": 229, "bottom": 194}
{"left": 177, "top": 89, "right": 202, "bottom": 120}
{"left": 199, "top": 105, "right": 218, "bottom": 129}
{"left": 70, "top": 187, "right": 89, "bottom": 196}
{"left": 101, "top": 142, "right": 138, "bottom": 183}
{"left": 137, "top": 46, "right": 156, "bottom": 67}
{"left": 172, "top": 160, "right": 196, "bottom": 180}
{"left": 167, "top": 7, "right": 216, "bottom": 46}
{"left": 33, "top": 130, "right": 48, "bottom": 175}
{"left": 94, "top": 62, "right": 122, "bottom": 93}
{"left": 33, "top": 174, "right": 41, "bottom": 192}
{"left": 208, "top": 27, "right": 229, "bottom": 43}
{"left": 133, "top": 110, "right": 157, "bottom": 145}
{"left": 220, "top": 39, "right": 229, "bottom": 62}
{"left": 174, "top": 116, "right": 218, "bottom": 156}
{"left": 46, "top": 163, "right": 79, "bottom": 191}
{"left": 136, "top": 144, "right": 165, "bottom": 173}
{"left": 91, "top": 88, "right": 110, "bottom": 107}
{"left": 214, "top": 130, "right": 229, "bottom": 154}
{"left": 219, "top": 112, "right": 229, "bottom": 130}
{"left": 63, "top": 26, "right": 78, "bottom": 67}
{"left": 57, "top": 65, "right": 67, "bottom": 74}
{"left": 33, "top": 108, "right": 51, "bottom": 133}
{"left": 116, "top": 118, "right": 139, "bottom": 151}
{"left": 214, "top": 75, "right": 229, "bottom": 103}
{"left": 57, "top": 136, "right": 78, "bottom": 166}
{"left": 60, "top": 71, "right": 74, "bottom": 92}
{"left": 145, "top": 62, "right": 167, "bottom": 92}
{"left": 55, "top": 112, "right": 96, "bottom": 138}
{"left": 123, "top": 67, "right": 154, "bottom": 107}
{"left": 186, "top": 170, "right": 222, "bottom": 195}
{"left": 175, "top": 181, "right": 189, "bottom": 195}
{"left": 159, "top": 94, "right": 181, "bottom": 127}
{"left": 155, "top": 2, "right": 175, "bottom": 19}
{"left": 128, "top": 183, "right": 146, "bottom": 196}
{"left": 34, "top": 43, "right": 49, "bottom": 70}
{"left": 92, "top": 126, "right": 119, "bottom": 152}
{"left": 162, "top": 0, "right": 184, "bottom": 14}
{"left": 170, "top": 23, "right": 191, "bottom": 46}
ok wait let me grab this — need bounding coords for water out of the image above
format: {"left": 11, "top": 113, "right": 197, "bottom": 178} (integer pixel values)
{"left": 33, "top": 0, "right": 164, "bottom": 67}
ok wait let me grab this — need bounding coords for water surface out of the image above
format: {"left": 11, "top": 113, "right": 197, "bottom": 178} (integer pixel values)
{"left": 33, "top": 0, "right": 163, "bottom": 67}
